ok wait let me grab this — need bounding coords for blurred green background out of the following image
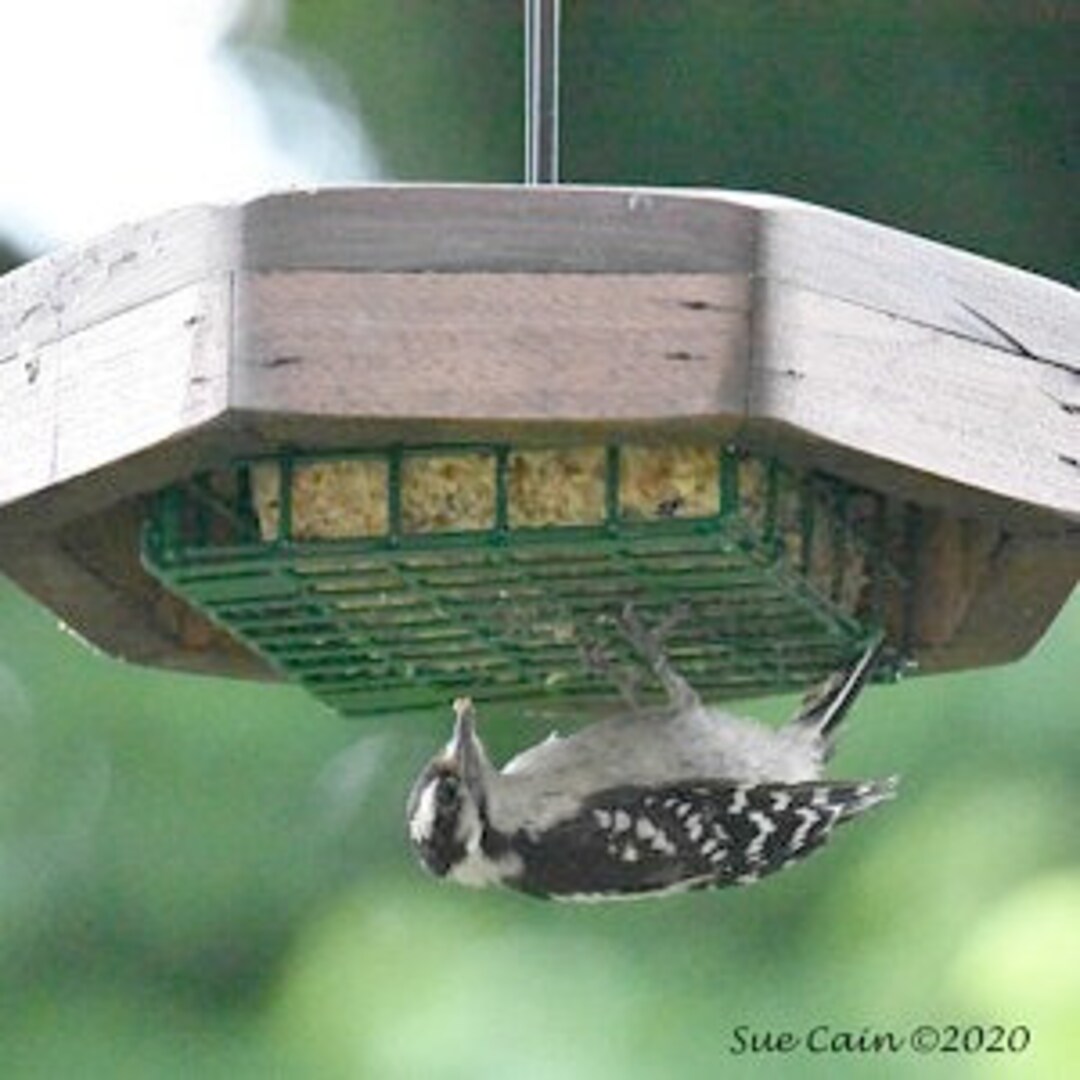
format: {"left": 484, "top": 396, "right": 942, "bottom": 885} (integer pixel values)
{"left": 1, "top": 3, "right": 1077, "bottom": 1078}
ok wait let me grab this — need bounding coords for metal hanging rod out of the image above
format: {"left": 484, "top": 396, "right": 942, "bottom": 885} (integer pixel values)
{"left": 524, "top": 0, "right": 560, "bottom": 184}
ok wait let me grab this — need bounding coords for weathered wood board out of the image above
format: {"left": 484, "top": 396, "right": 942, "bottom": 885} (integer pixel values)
{"left": 0, "top": 186, "right": 1076, "bottom": 680}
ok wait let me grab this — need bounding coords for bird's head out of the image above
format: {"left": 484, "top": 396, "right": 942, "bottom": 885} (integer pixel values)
{"left": 406, "top": 697, "right": 495, "bottom": 878}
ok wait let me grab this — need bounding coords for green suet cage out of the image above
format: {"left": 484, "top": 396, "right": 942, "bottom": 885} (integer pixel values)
{"left": 142, "top": 441, "right": 908, "bottom": 716}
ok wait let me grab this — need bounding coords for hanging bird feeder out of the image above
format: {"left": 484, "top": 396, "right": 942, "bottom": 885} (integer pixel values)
{"left": 1, "top": 5, "right": 1077, "bottom": 717}
{"left": 1, "top": 183, "right": 1076, "bottom": 716}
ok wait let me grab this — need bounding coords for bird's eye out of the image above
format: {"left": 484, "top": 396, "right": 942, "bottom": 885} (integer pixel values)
{"left": 436, "top": 776, "right": 461, "bottom": 808}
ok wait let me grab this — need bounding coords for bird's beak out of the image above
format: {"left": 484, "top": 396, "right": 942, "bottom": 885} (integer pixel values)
{"left": 447, "top": 696, "right": 486, "bottom": 787}
{"left": 450, "top": 696, "right": 475, "bottom": 746}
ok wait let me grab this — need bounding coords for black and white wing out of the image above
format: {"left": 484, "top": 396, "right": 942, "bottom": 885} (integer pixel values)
{"left": 504, "top": 777, "right": 897, "bottom": 900}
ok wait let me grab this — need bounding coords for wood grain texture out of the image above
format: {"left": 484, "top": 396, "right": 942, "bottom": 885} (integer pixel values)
{"left": 751, "top": 282, "right": 1077, "bottom": 520}
{"left": 235, "top": 185, "right": 758, "bottom": 273}
{"left": 234, "top": 272, "right": 750, "bottom": 423}
{"left": 1, "top": 278, "right": 231, "bottom": 507}
{"left": 753, "top": 192, "right": 1077, "bottom": 368}
{"left": 0, "top": 185, "right": 1076, "bottom": 684}
{"left": 0, "top": 205, "right": 237, "bottom": 352}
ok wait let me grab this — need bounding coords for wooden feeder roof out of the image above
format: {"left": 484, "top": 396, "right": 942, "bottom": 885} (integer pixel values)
{"left": 0, "top": 185, "right": 1076, "bottom": 689}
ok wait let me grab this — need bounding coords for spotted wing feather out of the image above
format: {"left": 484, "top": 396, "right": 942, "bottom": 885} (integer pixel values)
{"left": 505, "top": 778, "right": 896, "bottom": 900}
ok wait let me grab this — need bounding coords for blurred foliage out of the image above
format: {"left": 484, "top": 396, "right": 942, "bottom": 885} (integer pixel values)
{"left": 1, "top": 580, "right": 1077, "bottom": 1079}
{"left": 2, "top": 2, "right": 1078, "bottom": 1077}
{"left": 284, "top": 0, "right": 1078, "bottom": 281}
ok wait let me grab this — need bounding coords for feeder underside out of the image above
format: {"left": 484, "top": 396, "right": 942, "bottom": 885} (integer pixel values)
{"left": 141, "top": 444, "right": 907, "bottom": 716}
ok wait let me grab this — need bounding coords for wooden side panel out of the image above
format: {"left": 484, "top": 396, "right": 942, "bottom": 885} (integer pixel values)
{"left": 1, "top": 507, "right": 272, "bottom": 679}
{"left": 0, "top": 279, "right": 232, "bottom": 508}
{"left": 0, "top": 204, "right": 234, "bottom": 349}
{"left": 237, "top": 185, "right": 759, "bottom": 273}
{"left": 755, "top": 196, "right": 1079, "bottom": 368}
{"left": 233, "top": 272, "right": 752, "bottom": 425}
{"left": 751, "top": 282, "right": 1079, "bottom": 521}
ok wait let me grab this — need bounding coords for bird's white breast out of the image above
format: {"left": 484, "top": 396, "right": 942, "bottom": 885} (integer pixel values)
{"left": 490, "top": 704, "right": 823, "bottom": 833}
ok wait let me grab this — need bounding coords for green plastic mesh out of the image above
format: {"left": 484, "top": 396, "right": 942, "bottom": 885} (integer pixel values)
{"left": 141, "top": 443, "right": 905, "bottom": 716}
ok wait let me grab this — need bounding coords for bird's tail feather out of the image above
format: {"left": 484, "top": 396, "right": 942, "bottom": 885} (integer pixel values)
{"left": 790, "top": 634, "right": 886, "bottom": 742}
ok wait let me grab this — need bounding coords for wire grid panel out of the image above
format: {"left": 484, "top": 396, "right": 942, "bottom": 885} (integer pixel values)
{"left": 142, "top": 444, "right": 897, "bottom": 716}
